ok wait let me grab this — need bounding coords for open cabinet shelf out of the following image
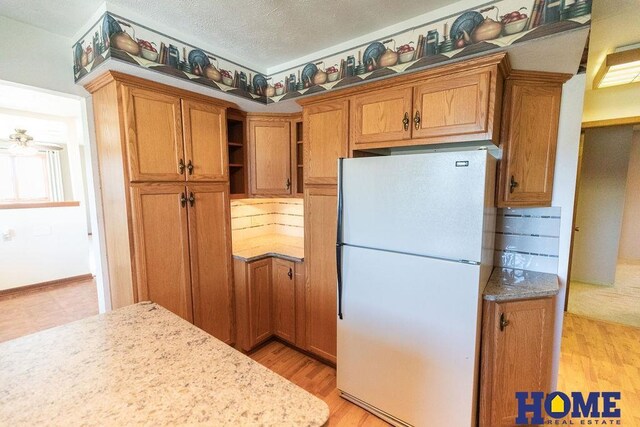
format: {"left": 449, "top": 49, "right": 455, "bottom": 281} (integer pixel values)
{"left": 227, "top": 110, "right": 247, "bottom": 197}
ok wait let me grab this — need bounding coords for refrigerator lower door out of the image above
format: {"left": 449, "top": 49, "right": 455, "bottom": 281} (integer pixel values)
{"left": 337, "top": 245, "right": 482, "bottom": 427}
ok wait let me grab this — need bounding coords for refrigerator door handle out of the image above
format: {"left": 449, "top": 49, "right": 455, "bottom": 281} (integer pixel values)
{"left": 336, "top": 158, "right": 344, "bottom": 320}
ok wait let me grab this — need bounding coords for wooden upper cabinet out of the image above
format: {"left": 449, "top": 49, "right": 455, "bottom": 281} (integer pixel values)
{"left": 272, "top": 258, "right": 296, "bottom": 344}
{"left": 182, "top": 99, "right": 228, "bottom": 182}
{"left": 498, "top": 73, "right": 566, "bottom": 207}
{"left": 249, "top": 119, "right": 292, "bottom": 195}
{"left": 351, "top": 87, "right": 413, "bottom": 145}
{"left": 304, "top": 99, "right": 349, "bottom": 185}
{"left": 186, "top": 183, "right": 234, "bottom": 344}
{"left": 304, "top": 185, "right": 338, "bottom": 363}
{"left": 479, "top": 297, "right": 555, "bottom": 427}
{"left": 130, "top": 184, "right": 193, "bottom": 321}
{"left": 123, "top": 86, "right": 184, "bottom": 182}
{"left": 412, "top": 69, "right": 492, "bottom": 142}
{"left": 249, "top": 258, "right": 273, "bottom": 345}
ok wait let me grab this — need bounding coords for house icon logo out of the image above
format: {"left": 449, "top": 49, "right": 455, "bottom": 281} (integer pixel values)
{"left": 515, "top": 391, "right": 621, "bottom": 424}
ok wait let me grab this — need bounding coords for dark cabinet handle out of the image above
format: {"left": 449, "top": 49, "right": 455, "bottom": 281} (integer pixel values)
{"left": 288, "top": 268, "right": 293, "bottom": 280}
{"left": 414, "top": 110, "right": 421, "bottom": 130}
{"left": 178, "top": 159, "right": 185, "bottom": 174}
{"left": 187, "top": 160, "right": 194, "bottom": 175}
{"left": 286, "top": 178, "right": 291, "bottom": 190}
{"left": 180, "top": 192, "right": 187, "bottom": 208}
{"left": 402, "top": 112, "right": 410, "bottom": 131}
{"left": 500, "top": 313, "right": 510, "bottom": 331}
{"left": 188, "top": 192, "right": 195, "bottom": 207}
{"left": 509, "top": 175, "right": 519, "bottom": 193}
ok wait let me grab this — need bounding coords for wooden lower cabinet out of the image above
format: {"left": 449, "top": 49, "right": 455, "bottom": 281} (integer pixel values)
{"left": 479, "top": 297, "right": 556, "bottom": 427}
{"left": 272, "top": 258, "right": 296, "bottom": 344}
{"left": 130, "top": 183, "right": 234, "bottom": 344}
{"left": 130, "top": 184, "right": 194, "bottom": 322}
{"left": 187, "top": 184, "right": 234, "bottom": 344}
{"left": 304, "top": 185, "right": 338, "bottom": 363}
{"left": 234, "top": 257, "right": 305, "bottom": 352}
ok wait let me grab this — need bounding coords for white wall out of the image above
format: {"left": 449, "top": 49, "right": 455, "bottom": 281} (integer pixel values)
{"left": 0, "top": 16, "right": 84, "bottom": 97}
{"left": 571, "top": 126, "right": 633, "bottom": 284}
{"left": 0, "top": 206, "right": 90, "bottom": 290}
{"left": 549, "top": 73, "right": 586, "bottom": 389}
{"left": 619, "top": 130, "right": 640, "bottom": 261}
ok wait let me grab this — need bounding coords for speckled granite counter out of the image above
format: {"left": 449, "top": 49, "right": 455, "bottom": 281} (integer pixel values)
{"left": 233, "top": 234, "right": 304, "bottom": 262}
{"left": 483, "top": 267, "right": 559, "bottom": 301}
{"left": 0, "top": 302, "right": 328, "bottom": 426}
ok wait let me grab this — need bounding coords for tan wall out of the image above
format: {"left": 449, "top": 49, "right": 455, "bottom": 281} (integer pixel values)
{"left": 619, "top": 130, "right": 640, "bottom": 260}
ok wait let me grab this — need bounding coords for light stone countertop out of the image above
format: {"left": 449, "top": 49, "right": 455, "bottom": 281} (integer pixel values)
{"left": 483, "top": 267, "right": 560, "bottom": 302}
{"left": 0, "top": 302, "right": 329, "bottom": 427}
{"left": 233, "top": 234, "right": 304, "bottom": 262}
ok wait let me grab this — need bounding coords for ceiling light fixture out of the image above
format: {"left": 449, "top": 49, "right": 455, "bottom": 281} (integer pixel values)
{"left": 593, "top": 44, "right": 640, "bottom": 89}
{"left": 5, "top": 129, "right": 63, "bottom": 156}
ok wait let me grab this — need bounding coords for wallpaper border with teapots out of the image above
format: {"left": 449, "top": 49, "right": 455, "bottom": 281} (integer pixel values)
{"left": 73, "top": 0, "right": 592, "bottom": 105}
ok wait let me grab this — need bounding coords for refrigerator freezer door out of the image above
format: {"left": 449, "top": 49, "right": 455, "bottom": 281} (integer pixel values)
{"left": 337, "top": 245, "right": 482, "bottom": 426}
{"left": 341, "top": 151, "right": 491, "bottom": 263}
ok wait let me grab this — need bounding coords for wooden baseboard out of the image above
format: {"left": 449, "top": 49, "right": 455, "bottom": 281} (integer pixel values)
{"left": 0, "top": 274, "right": 95, "bottom": 299}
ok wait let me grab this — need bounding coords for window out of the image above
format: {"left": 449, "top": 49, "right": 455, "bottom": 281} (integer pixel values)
{"left": 0, "top": 151, "right": 52, "bottom": 203}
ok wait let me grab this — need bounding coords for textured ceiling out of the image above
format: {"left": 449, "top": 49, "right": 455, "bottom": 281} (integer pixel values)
{"left": 1, "top": 0, "right": 458, "bottom": 68}
{"left": 0, "top": 0, "right": 104, "bottom": 37}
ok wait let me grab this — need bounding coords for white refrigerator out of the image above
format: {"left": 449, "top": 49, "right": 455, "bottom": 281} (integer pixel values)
{"left": 336, "top": 150, "right": 497, "bottom": 427}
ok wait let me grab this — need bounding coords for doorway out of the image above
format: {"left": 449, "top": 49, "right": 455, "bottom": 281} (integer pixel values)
{"left": 0, "top": 81, "right": 104, "bottom": 342}
{"left": 566, "top": 124, "right": 640, "bottom": 327}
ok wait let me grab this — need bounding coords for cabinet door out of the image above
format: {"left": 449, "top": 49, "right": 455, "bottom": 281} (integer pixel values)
{"left": 130, "top": 184, "right": 192, "bottom": 321}
{"left": 186, "top": 183, "right": 234, "bottom": 344}
{"left": 182, "top": 99, "right": 228, "bottom": 182}
{"left": 248, "top": 258, "right": 272, "bottom": 345}
{"left": 294, "top": 261, "right": 306, "bottom": 349}
{"left": 412, "top": 69, "right": 492, "bottom": 142}
{"left": 123, "top": 86, "right": 184, "bottom": 182}
{"left": 498, "top": 81, "right": 562, "bottom": 207}
{"left": 305, "top": 185, "right": 338, "bottom": 363}
{"left": 249, "top": 120, "right": 291, "bottom": 195}
{"left": 303, "top": 100, "right": 349, "bottom": 185}
{"left": 479, "top": 297, "right": 555, "bottom": 427}
{"left": 351, "top": 86, "right": 413, "bottom": 146}
{"left": 272, "top": 258, "right": 296, "bottom": 343}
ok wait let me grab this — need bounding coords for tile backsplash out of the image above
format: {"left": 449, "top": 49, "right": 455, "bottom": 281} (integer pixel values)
{"left": 494, "top": 207, "right": 561, "bottom": 274}
{"left": 231, "top": 198, "right": 303, "bottom": 240}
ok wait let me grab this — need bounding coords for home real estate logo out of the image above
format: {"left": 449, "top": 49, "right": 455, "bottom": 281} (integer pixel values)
{"left": 515, "top": 391, "right": 622, "bottom": 425}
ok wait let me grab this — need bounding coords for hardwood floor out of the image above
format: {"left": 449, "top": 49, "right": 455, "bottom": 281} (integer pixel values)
{"left": 0, "top": 278, "right": 98, "bottom": 343}
{"left": 568, "top": 261, "right": 640, "bottom": 327}
{"left": 250, "top": 341, "right": 390, "bottom": 426}
{"left": 558, "top": 313, "right": 640, "bottom": 426}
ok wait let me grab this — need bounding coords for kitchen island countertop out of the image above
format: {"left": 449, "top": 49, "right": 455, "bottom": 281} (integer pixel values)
{"left": 0, "top": 302, "right": 328, "bottom": 426}
{"left": 483, "top": 267, "right": 560, "bottom": 302}
{"left": 233, "top": 234, "right": 304, "bottom": 262}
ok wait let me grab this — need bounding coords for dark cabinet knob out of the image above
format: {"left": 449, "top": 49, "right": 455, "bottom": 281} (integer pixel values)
{"left": 180, "top": 192, "right": 187, "bottom": 208}
{"left": 413, "top": 111, "right": 421, "bottom": 130}
{"left": 402, "top": 112, "right": 410, "bottom": 131}
{"left": 188, "top": 192, "right": 195, "bottom": 207}
{"left": 187, "top": 160, "right": 194, "bottom": 175}
{"left": 509, "top": 175, "right": 519, "bottom": 193}
{"left": 288, "top": 268, "right": 293, "bottom": 280}
{"left": 500, "top": 313, "right": 510, "bottom": 331}
{"left": 178, "top": 159, "right": 185, "bottom": 174}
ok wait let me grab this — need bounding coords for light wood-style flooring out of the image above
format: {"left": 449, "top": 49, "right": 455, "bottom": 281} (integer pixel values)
{"left": 568, "top": 261, "right": 640, "bottom": 327}
{"left": 0, "top": 278, "right": 98, "bottom": 343}
{"left": 1, "top": 282, "right": 638, "bottom": 425}
{"left": 558, "top": 313, "right": 640, "bottom": 426}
